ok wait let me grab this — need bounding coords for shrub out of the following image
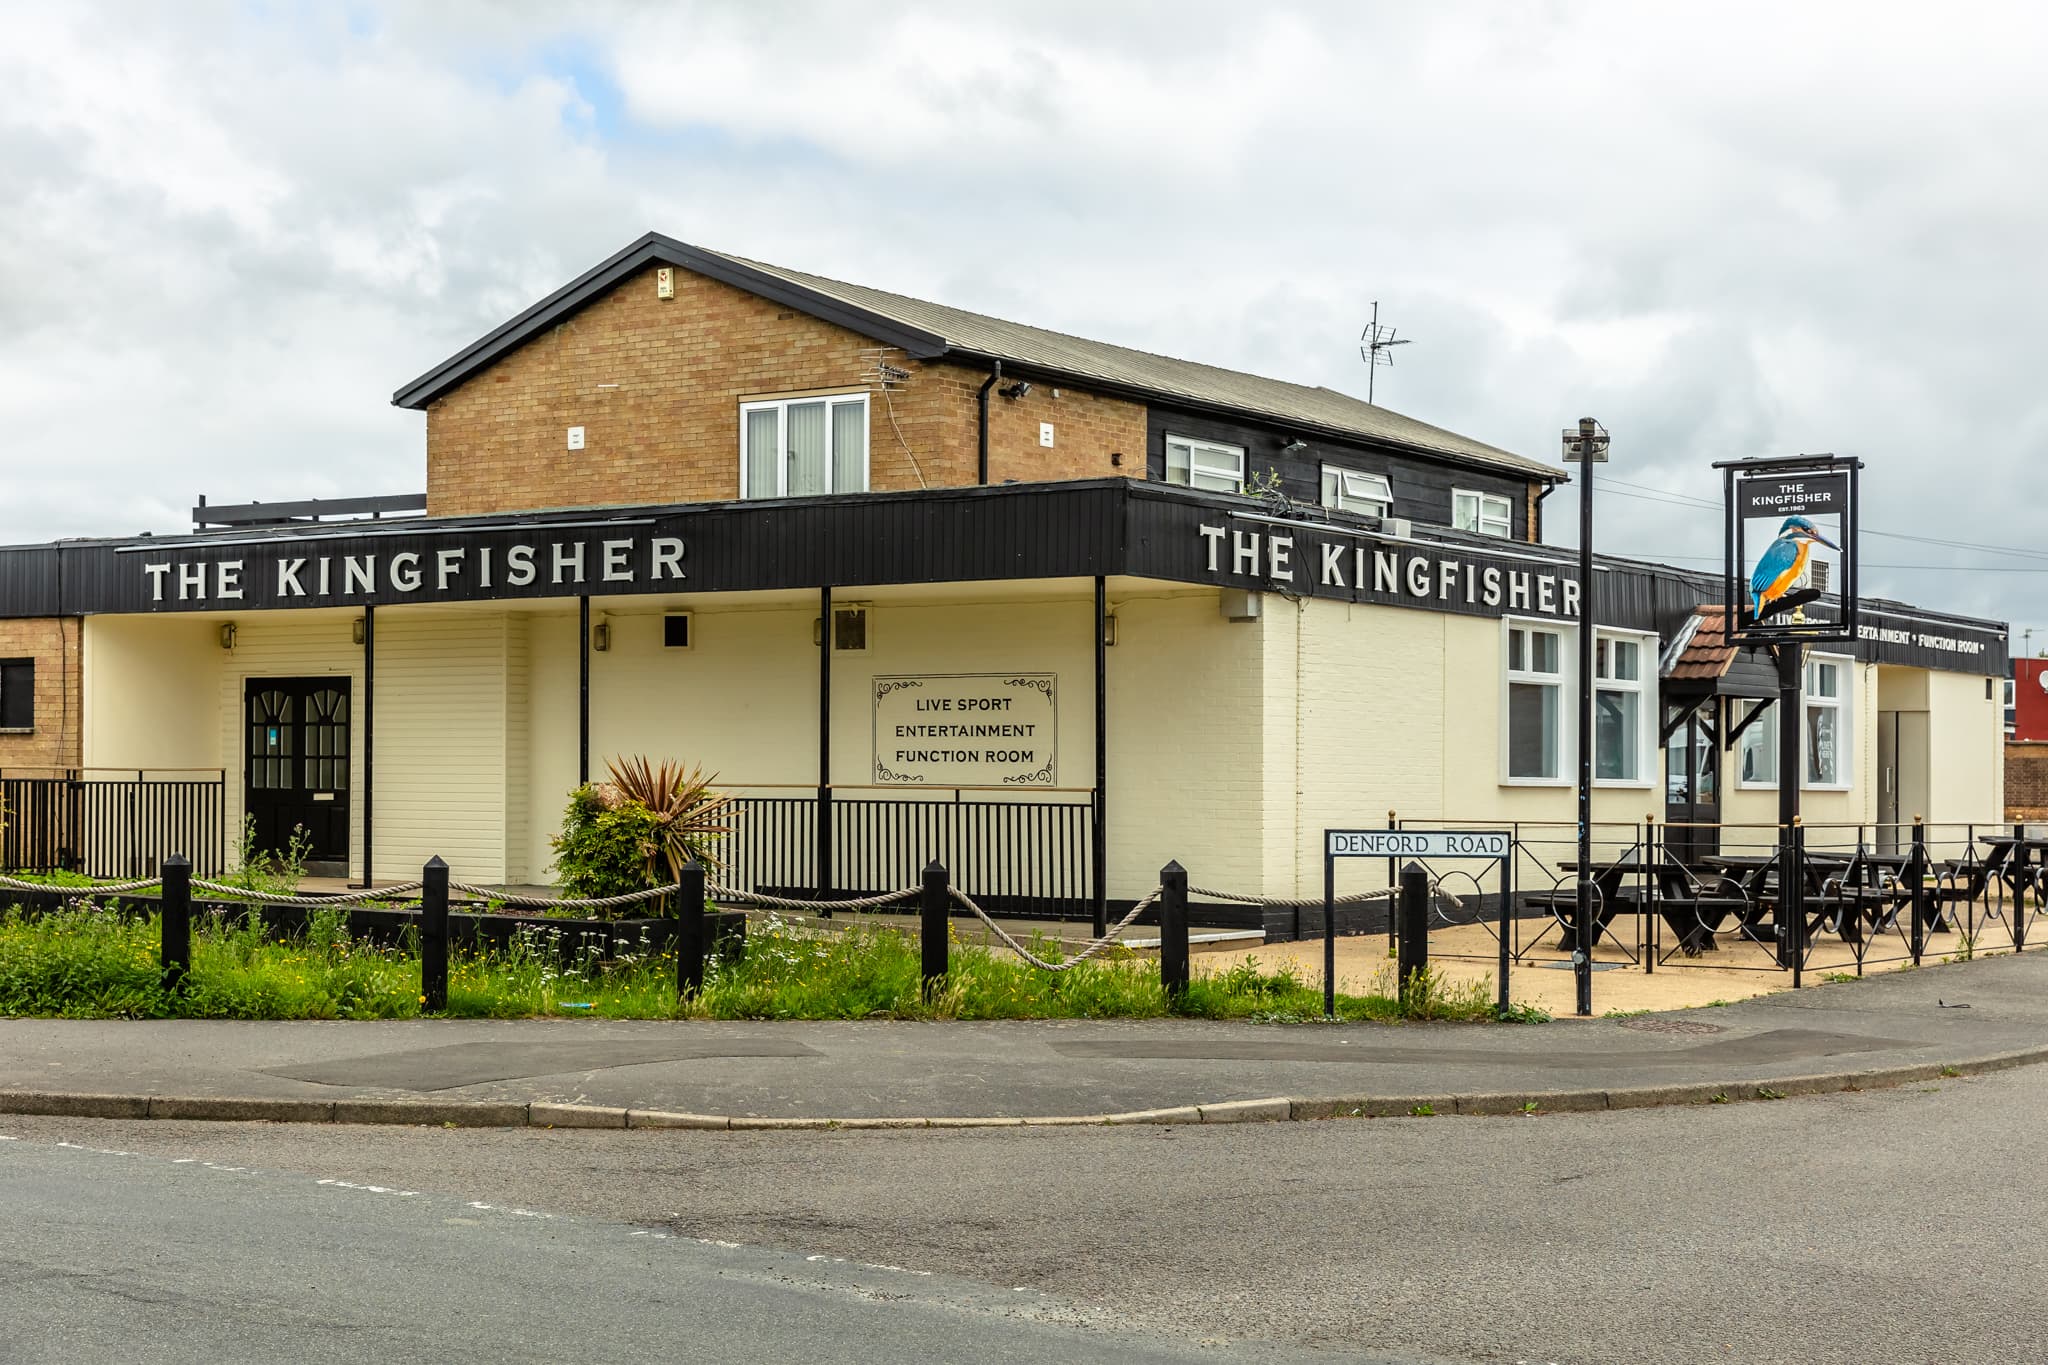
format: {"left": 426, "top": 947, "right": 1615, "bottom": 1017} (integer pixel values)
{"left": 549, "top": 785, "right": 666, "bottom": 902}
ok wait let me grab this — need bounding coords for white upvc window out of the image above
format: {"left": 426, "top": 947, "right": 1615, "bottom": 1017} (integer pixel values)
{"left": 1594, "top": 631, "right": 1656, "bottom": 786}
{"left": 739, "top": 393, "right": 870, "bottom": 499}
{"left": 1504, "top": 620, "right": 1569, "bottom": 784}
{"left": 1804, "top": 655, "right": 1851, "bottom": 789}
{"left": 1454, "top": 489, "right": 1514, "bottom": 538}
{"left": 1735, "top": 654, "right": 1854, "bottom": 790}
{"left": 1320, "top": 465, "right": 1393, "bottom": 517}
{"left": 1165, "top": 435, "right": 1245, "bottom": 493}
{"left": 1737, "top": 698, "right": 1778, "bottom": 787}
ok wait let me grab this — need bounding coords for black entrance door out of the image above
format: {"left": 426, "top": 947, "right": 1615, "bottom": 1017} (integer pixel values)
{"left": 1663, "top": 704, "right": 1720, "bottom": 865}
{"left": 245, "top": 678, "right": 351, "bottom": 871}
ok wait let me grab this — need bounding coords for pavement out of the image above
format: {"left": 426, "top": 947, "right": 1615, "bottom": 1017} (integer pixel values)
{"left": 4, "top": 949, "right": 2046, "bottom": 1129}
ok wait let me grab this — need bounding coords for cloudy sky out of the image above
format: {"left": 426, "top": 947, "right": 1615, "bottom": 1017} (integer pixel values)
{"left": 4, "top": 2, "right": 2044, "bottom": 653}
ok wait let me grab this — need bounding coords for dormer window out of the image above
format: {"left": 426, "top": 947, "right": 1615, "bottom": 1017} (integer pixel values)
{"left": 740, "top": 394, "right": 869, "bottom": 499}
{"left": 1454, "top": 489, "right": 1514, "bottom": 538}
{"left": 1164, "top": 435, "right": 1244, "bottom": 493}
{"left": 1320, "top": 466, "right": 1393, "bottom": 517}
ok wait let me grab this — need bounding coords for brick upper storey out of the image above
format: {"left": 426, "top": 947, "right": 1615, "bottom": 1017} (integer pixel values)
{"left": 406, "top": 234, "right": 1563, "bottom": 540}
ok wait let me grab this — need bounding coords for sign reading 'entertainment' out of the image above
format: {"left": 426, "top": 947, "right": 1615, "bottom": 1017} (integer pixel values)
{"left": 872, "top": 674, "right": 1058, "bottom": 787}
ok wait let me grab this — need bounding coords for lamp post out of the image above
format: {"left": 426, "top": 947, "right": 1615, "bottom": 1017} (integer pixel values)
{"left": 1562, "top": 418, "right": 1609, "bottom": 1017}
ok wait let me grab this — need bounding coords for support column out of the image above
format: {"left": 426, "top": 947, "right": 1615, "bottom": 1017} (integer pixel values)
{"left": 578, "top": 594, "right": 591, "bottom": 786}
{"left": 1777, "top": 642, "right": 1805, "bottom": 976}
{"left": 1092, "top": 576, "right": 1108, "bottom": 938}
{"left": 818, "top": 585, "right": 833, "bottom": 904}
{"left": 358, "top": 604, "right": 375, "bottom": 889}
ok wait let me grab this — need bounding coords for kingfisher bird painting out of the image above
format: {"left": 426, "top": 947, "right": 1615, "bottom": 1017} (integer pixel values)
{"left": 1748, "top": 514, "right": 1838, "bottom": 620}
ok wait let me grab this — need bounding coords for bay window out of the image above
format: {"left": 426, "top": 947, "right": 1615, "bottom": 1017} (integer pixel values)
{"left": 1735, "top": 655, "right": 1854, "bottom": 789}
{"left": 740, "top": 394, "right": 869, "bottom": 499}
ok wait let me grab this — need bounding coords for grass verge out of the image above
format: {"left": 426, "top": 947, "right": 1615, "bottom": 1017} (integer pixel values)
{"left": 0, "top": 903, "right": 1538, "bottom": 1024}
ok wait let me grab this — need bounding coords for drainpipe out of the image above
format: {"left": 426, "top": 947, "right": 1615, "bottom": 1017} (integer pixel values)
{"left": 976, "top": 361, "right": 1002, "bottom": 485}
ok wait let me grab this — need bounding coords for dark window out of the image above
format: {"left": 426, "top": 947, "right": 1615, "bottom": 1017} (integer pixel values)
{"left": 663, "top": 614, "right": 691, "bottom": 649}
{"left": 0, "top": 658, "right": 32, "bottom": 730}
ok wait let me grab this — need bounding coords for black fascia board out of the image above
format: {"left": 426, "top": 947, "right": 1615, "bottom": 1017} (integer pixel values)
{"left": 946, "top": 347, "right": 1569, "bottom": 487}
{"left": 389, "top": 232, "right": 951, "bottom": 410}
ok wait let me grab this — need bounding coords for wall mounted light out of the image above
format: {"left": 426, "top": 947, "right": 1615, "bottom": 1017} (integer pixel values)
{"left": 218, "top": 622, "right": 238, "bottom": 650}
{"left": 351, "top": 617, "right": 365, "bottom": 646}
{"left": 1280, "top": 438, "right": 1309, "bottom": 456}
{"left": 1103, "top": 614, "right": 1119, "bottom": 647}
{"left": 999, "top": 380, "right": 1032, "bottom": 400}
{"left": 591, "top": 622, "right": 611, "bottom": 652}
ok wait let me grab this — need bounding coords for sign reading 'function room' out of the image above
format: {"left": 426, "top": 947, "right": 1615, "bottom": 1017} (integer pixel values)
{"left": 873, "top": 674, "right": 1058, "bottom": 787}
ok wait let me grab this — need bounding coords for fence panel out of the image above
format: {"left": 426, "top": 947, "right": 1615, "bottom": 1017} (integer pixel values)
{"left": 0, "top": 772, "right": 226, "bottom": 878}
{"left": 721, "top": 788, "right": 1093, "bottom": 918}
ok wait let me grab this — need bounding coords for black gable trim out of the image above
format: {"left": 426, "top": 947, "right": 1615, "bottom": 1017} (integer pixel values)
{"left": 389, "top": 232, "right": 950, "bottom": 410}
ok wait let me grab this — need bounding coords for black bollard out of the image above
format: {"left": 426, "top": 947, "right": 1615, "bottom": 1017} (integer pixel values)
{"left": 921, "top": 861, "right": 949, "bottom": 994}
{"left": 1397, "top": 861, "right": 1429, "bottom": 1003}
{"left": 161, "top": 853, "right": 191, "bottom": 992}
{"left": 421, "top": 856, "right": 448, "bottom": 1013}
{"left": 1159, "top": 861, "right": 1189, "bottom": 998}
{"left": 677, "top": 859, "right": 707, "bottom": 999}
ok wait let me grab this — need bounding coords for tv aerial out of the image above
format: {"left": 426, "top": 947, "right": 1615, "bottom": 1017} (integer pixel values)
{"left": 1359, "top": 301, "right": 1411, "bottom": 405}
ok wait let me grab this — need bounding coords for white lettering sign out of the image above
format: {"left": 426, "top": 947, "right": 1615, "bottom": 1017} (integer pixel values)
{"left": 873, "top": 674, "right": 1058, "bottom": 787}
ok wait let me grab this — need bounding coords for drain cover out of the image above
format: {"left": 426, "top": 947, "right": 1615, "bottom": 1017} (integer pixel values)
{"left": 1618, "top": 1017, "right": 1726, "bottom": 1036}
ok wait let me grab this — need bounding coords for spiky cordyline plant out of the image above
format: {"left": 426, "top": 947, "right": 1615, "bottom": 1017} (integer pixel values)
{"left": 597, "top": 756, "right": 735, "bottom": 887}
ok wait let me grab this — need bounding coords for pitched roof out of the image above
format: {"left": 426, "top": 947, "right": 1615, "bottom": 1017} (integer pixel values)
{"left": 393, "top": 232, "right": 1564, "bottom": 484}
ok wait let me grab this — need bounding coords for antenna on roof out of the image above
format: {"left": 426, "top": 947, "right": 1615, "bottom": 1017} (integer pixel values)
{"left": 1358, "top": 301, "right": 1411, "bottom": 406}
{"left": 858, "top": 347, "right": 910, "bottom": 390}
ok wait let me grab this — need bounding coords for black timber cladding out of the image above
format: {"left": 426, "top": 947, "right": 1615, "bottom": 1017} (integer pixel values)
{"left": 1145, "top": 404, "right": 1533, "bottom": 541}
{"left": 0, "top": 479, "right": 2007, "bottom": 674}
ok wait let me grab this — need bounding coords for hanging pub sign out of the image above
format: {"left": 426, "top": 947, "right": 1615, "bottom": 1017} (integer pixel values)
{"left": 1717, "top": 453, "right": 1863, "bottom": 645}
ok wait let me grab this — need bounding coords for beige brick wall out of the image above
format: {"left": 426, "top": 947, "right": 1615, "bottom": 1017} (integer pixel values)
{"left": 0, "top": 617, "right": 81, "bottom": 771}
{"left": 426, "top": 264, "right": 1147, "bottom": 516}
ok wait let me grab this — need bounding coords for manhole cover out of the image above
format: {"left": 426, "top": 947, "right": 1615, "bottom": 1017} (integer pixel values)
{"left": 1617, "top": 1017, "right": 1726, "bottom": 1036}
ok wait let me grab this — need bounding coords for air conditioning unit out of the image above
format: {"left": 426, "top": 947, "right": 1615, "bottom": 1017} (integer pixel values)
{"left": 1381, "top": 517, "right": 1413, "bottom": 539}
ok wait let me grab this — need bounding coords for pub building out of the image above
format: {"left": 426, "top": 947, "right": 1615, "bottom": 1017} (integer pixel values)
{"left": 0, "top": 234, "right": 2010, "bottom": 927}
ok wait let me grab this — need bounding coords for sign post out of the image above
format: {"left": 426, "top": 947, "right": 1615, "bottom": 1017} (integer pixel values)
{"left": 1323, "top": 828, "right": 1514, "bottom": 1017}
{"left": 1717, "top": 454, "right": 1863, "bottom": 985}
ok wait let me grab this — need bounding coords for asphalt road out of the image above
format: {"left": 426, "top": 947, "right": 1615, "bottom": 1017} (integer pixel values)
{"left": 0, "top": 1125, "right": 1422, "bottom": 1365}
{"left": 5, "top": 1067, "right": 2042, "bottom": 1363}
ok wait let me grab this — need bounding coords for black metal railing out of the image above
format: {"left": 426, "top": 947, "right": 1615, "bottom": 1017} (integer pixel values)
{"left": 0, "top": 771, "right": 226, "bottom": 878}
{"left": 722, "top": 788, "right": 1095, "bottom": 918}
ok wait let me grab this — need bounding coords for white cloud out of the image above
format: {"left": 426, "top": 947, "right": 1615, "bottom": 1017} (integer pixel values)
{"left": 0, "top": 0, "right": 2042, "bottom": 649}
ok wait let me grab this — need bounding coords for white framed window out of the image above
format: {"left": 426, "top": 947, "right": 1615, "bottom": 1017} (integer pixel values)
{"left": 1454, "top": 489, "right": 1514, "bottom": 538}
{"left": 1503, "top": 620, "right": 1569, "bottom": 784}
{"left": 740, "top": 394, "right": 869, "bottom": 499}
{"left": 1594, "top": 631, "right": 1655, "bottom": 786}
{"left": 1737, "top": 698, "right": 1778, "bottom": 787}
{"left": 1320, "top": 465, "right": 1393, "bottom": 517}
{"left": 1735, "top": 654, "right": 1854, "bottom": 790}
{"left": 1804, "top": 654, "right": 1851, "bottom": 788}
{"left": 1164, "top": 435, "right": 1245, "bottom": 493}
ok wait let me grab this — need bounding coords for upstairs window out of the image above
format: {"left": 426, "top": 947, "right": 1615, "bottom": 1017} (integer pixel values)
{"left": 0, "top": 658, "right": 31, "bottom": 731}
{"left": 1454, "top": 489, "right": 1514, "bottom": 538}
{"left": 1320, "top": 466, "right": 1393, "bottom": 517}
{"left": 1164, "top": 435, "right": 1245, "bottom": 493}
{"left": 740, "top": 394, "right": 869, "bottom": 499}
